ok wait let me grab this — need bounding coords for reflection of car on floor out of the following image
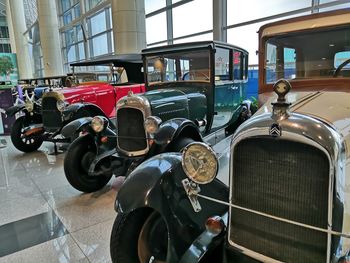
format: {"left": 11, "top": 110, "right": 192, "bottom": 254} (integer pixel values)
{"left": 62, "top": 41, "right": 255, "bottom": 193}
{"left": 6, "top": 54, "right": 145, "bottom": 153}
{"left": 110, "top": 10, "right": 350, "bottom": 263}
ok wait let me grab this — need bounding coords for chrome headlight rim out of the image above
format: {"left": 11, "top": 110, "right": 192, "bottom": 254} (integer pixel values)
{"left": 144, "top": 116, "right": 162, "bottom": 134}
{"left": 56, "top": 99, "right": 66, "bottom": 112}
{"left": 181, "top": 142, "right": 219, "bottom": 185}
{"left": 91, "top": 116, "right": 105, "bottom": 133}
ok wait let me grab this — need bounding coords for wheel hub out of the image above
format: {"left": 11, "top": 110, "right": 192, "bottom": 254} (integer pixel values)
{"left": 81, "top": 151, "right": 96, "bottom": 173}
{"left": 138, "top": 212, "right": 167, "bottom": 263}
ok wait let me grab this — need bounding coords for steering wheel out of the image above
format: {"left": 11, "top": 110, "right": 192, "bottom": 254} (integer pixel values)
{"left": 182, "top": 71, "right": 209, "bottom": 81}
{"left": 333, "top": 58, "right": 350, "bottom": 77}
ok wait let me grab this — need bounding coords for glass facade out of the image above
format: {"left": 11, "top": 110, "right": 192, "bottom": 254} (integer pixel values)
{"left": 60, "top": 0, "right": 81, "bottom": 25}
{"left": 172, "top": 0, "right": 212, "bottom": 39}
{"left": 88, "top": 8, "right": 113, "bottom": 57}
{"left": 8, "top": 0, "right": 350, "bottom": 76}
{"left": 58, "top": 0, "right": 112, "bottom": 72}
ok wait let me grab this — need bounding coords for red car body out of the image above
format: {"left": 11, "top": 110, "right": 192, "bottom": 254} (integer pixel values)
{"left": 39, "top": 54, "right": 145, "bottom": 134}
{"left": 61, "top": 82, "right": 145, "bottom": 118}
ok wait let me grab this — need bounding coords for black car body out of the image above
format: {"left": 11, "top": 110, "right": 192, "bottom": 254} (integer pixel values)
{"left": 62, "top": 41, "right": 254, "bottom": 193}
{"left": 110, "top": 10, "right": 350, "bottom": 263}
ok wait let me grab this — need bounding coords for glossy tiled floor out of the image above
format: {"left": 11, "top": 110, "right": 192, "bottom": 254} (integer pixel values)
{"left": 0, "top": 136, "right": 118, "bottom": 263}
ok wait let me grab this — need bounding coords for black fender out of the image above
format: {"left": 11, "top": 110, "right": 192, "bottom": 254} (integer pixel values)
{"left": 153, "top": 118, "right": 203, "bottom": 151}
{"left": 61, "top": 117, "right": 93, "bottom": 138}
{"left": 88, "top": 125, "right": 118, "bottom": 175}
{"left": 5, "top": 104, "right": 25, "bottom": 116}
{"left": 61, "top": 115, "right": 117, "bottom": 154}
{"left": 116, "top": 152, "right": 229, "bottom": 263}
{"left": 225, "top": 99, "right": 256, "bottom": 135}
{"left": 63, "top": 103, "right": 116, "bottom": 129}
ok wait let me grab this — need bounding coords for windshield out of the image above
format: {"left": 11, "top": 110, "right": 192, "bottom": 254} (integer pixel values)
{"left": 73, "top": 65, "right": 128, "bottom": 84}
{"left": 265, "top": 25, "right": 350, "bottom": 83}
{"left": 145, "top": 50, "right": 210, "bottom": 85}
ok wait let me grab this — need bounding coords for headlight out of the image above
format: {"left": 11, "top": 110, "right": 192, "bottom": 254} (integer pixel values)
{"left": 182, "top": 142, "right": 218, "bottom": 184}
{"left": 144, "top": 116, "right": 162, "bottom": 134}
{"left": 91, "top": 116, "right": 105, "bottom": 133}
{"left": 56, "top": 100, "right": 66, "bottom": 112}
{"left": 25, "top": 100, "right": 34, "bottom": 112}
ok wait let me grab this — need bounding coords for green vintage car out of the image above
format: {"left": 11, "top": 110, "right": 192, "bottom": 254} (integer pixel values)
{"left": 62, "top": 41, "right": 255, "bottom": 193}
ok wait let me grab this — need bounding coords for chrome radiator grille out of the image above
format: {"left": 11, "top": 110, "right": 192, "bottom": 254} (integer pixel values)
{"left": 230, "top": 137, "right": 329, "bottom": 262}
{"left": 42, "top": 97, "right": 62, "bottom": 132}
{"left": 116, "top": 107, "right": 147, "bottom": 154}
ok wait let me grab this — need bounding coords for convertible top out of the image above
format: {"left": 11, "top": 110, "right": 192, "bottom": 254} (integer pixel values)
{"left": 70, "top": 54, "right": 143, "bottom": 67}
{"left": 70, "top": 53, "right": 144, "bottom": 83}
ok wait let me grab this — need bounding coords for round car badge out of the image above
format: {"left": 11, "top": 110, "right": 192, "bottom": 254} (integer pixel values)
{"left": 269, "top": 123, "right": 282, "bottom": 137}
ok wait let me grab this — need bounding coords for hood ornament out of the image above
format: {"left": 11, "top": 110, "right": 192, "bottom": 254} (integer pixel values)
{"left": 271, "top": 79, "right": 291, "bottom": 120}
{"left": 270, "top": 79, "right": 292, "bottom": 137}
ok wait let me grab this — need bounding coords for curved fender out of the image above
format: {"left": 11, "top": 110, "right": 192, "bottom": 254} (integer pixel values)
{"left": 61, "top": 117, "right": 93, "bottom": 138}
{"left": 5, "top": 105, "right": 25, "bottom": 116}
{"left": 117, "top": 152, "right": 229, "bottom": 262}
{"left": 179, "top": 213, "right": 228, "bottom": 263}
{"left": 153, "top": 118, "right": 202, "bottom": 146}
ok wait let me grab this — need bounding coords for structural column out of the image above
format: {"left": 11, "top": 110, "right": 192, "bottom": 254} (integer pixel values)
{"left": 111, "top": 0, "right": 147, "bottom": 54}
{"left": 9, "top": 0, "right": 33, "bottom": 79}
{"left": 5, "top": 0, "right": 16, "bottom": 53}
{"left": 213, "top": 0, "right": 227, "bottom": 42}
{"left": 37, "top": 0, "right": 64, "bottom": 77}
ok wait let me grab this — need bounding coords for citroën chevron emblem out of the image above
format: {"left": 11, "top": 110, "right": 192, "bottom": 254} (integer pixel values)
{"left": 269, "top": 123, "right": 281, "bottom": 137}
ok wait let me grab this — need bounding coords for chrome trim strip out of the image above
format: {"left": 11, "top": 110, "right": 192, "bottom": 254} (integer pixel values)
{"left": 116, "top": 94, "right": 152, "bottom": 157}
{"left": 197, "top": 193, "right": 350, "bottom": 239}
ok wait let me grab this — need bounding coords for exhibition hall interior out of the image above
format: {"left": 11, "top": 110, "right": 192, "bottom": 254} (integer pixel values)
{"left": 0, "top": 0, "right": 350, "bottom": 262}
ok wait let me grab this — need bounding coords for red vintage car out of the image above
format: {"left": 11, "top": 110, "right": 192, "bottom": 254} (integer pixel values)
{"left": 6, "top": 54, "right": 145, "bottom": 153}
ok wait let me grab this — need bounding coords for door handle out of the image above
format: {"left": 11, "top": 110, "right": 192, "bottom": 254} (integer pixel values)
{"left": 229, "top": 86, "right": 239, "bottom": 90}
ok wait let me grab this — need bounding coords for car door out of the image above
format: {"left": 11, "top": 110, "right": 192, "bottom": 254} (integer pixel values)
{"left": 211, "top": 48, "right": 248, "bottom": 144}
{"left": 94, "top": 83, "right": 116, "bottom": 118}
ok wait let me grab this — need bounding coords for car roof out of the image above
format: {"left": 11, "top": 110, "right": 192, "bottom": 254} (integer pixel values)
{"left": 142, "top": 41, "right": 248, "bottom": 55}
{"left": 70, "top": 53, "right": 143, "bottom": 67}
{"left": 259, "top": 8, "right": 350, "bottom": 37}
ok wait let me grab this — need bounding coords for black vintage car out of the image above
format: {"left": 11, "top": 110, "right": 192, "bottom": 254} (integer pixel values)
{"left": 110, "top": 10, "right": 350, "bottom": 263}
{"left": 6, "top": 54, "right": 144, "bottom": 153}
{"left": 62, "top": 41, "right": 254, "bottom": 193}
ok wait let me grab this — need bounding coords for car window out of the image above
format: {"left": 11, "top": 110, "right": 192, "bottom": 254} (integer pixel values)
{"left": 284, "top": 48, "right": 296, "bottom": 79}
{"left": 146, "top": 50, "right": 210, "bottom": 85}
{"left": 334, "top": 51, "right": 350, "bottom": 69}
{"left": 265, "top": 25, "right": 350, "bottom": 83}
{"left": 215, "top": 47, "right": 230, "bottom": 81}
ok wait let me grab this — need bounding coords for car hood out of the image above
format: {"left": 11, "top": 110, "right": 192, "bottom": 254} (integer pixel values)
{"left": 257, "top": 91, "right": 350, "bottom": 148}
{"left": 56, "top": 82, "right": 112, "bottom": 103}
{"left": 141, "top": 88, "right": 207, "bottom": 122}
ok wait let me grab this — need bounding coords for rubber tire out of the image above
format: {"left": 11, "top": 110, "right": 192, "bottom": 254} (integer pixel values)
{"left": 64, "top": 135, "right": 112, "bottom": 193}
{"left": 11, "top": 116, "right": 43, "bottom": 152}
{"left": 110, "top": 208, "right": 155, "bottom": 263}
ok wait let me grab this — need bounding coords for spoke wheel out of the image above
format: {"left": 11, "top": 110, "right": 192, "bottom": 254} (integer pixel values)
{"left": 11, "top": 116, "right": 43, "bottom": 152}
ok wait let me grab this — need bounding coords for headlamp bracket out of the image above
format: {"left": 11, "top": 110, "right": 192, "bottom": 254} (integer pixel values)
{"left": 182, "top": 178, "right": 202, "bottom": 212}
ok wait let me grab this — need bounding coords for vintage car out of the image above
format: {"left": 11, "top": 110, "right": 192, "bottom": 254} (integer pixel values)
{"left": 6, "top": 54, "right": 145, "bottom": 153}
{"left": 110, "top": 9, "right": 350, "bottom": 263}
{"left": 62, "top": 41, "right": 254, "bottom": 193}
